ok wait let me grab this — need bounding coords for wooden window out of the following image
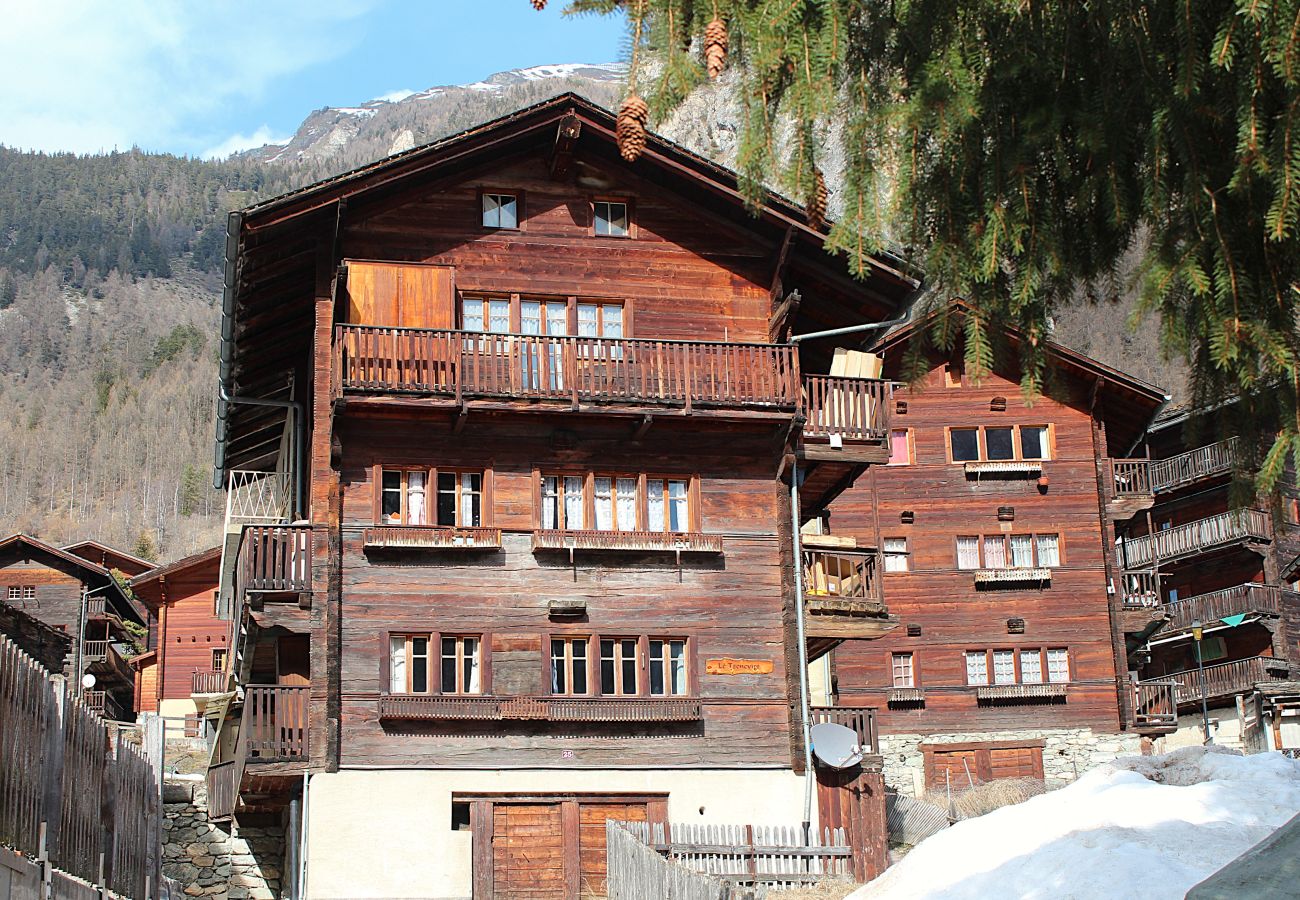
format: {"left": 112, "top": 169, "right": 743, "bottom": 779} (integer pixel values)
{"left": 888, "top": 428, "right": 913, "bottom": 465}
{"left": 956, "top": 536, "right": 981, "bottom": 570}
{"left": 593, "top": 200, "right": 630, "bottom": 237}
{"left": 966, "top": 648, "right": 1071, "bottom": 685}
{"left": 593, "top": 477, "right": 640, "bottom": 531}
{"left": 956, "top": 533, "right": 1062, "bottom": 568}
{"left": 982, "top": 536, "right": 1007, "bottom": 568}
{"left": 1198, "top": 636, "right": 1228, "bottom": 663}
{"left": 599, "top": 638, "right": 640, "bottom": 695}
{"left": 211, "top": 648, "right": 227, "bottom": 673}
{"left": 481, "top": 193, "right": 518, "bottom": 229}
{"left": 440, "top": 636, "right": 482, "bottom": 694}
{"left": 648, "top": 639, "right": 688, "bottom": 696}
{"left": 379, "top": 468, "right": 429, "bottom": 526}
{"left": 390, "top": 634, "right": 434, "bottom": 694}
{"left": 965, "top": 651, "right": 989, "bottom": 686}
{"left": 460, "top": 296, "right": 512, "bottom": 333}
{"left": 436, "top": 471, "right": 483, "bottom": 527}
{"left": 550, "top": 637, "right": 590, "bottom": 695}
{"left": 992, "top": 649, "right": 1016, "bottom": 685}
{"left": 1020, "top": 426, "right": 1050, "bottom": 460}
{"left": 892, "top": 652, "right": 915, "bottom": 688}
{"left": 647, "top": 477, "right": 690, "bottom": 532}
{"left": 984, "top": 426, "right": 1015, "bottom": 460}
{"left": 1019, "top": 649, "right": 1043, "bottom": 684}
{"left": 1008, "top": 534, "right": 1035, "bottom": 568}
{"left": 1035, "top": 534, "right": 1061, "bottom": 567}
{"left": 577, "top": 301, "right": 625, "bottom": 341}
{"left": 883, "top": 537, "right": 910, "bottom": 573}
{"left": 1046, "top": 648, "right": 1070, "bottom": 683}
{"left": 541, "top": 473, "right": 696, "bottom": 533}
{"left": 1286, "top": 497, "right": 1300, "bottom": 526}
{"left": 949, "top": 428, "right": 980, "bottom": 462}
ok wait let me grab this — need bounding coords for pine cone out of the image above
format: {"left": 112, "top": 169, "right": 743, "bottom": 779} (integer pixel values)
{"left": 807, "top": 168, "right": 828, "bottom": 230}
{"left": 530, "top": 0, "right": 547, "bottom": 10}
{"left": 705, "top": 18, "right": 728, "bottom": 79}
{"left": 617, "top": 94, "right": 649, "bottom": 162}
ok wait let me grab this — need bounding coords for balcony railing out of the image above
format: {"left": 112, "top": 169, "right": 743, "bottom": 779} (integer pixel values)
{"left": 803, "top": 549, "right": 882, "bottom": 609}
{"left": 239, "top": 525, "right": 312, "bottom": 595}
{"left": 1162, "top": 656, "right": 1290, "bottom": 705}
{"left": 191, "top": 670, "right": 229, "bottom": 695}
{"left": 810, "top": 706, "right": 878, "bottom": 754}
{"left": 226, "top": 469, "right": 292, "bottom": 525}
{"left": 1164, "top": 583, "right": 1293, "bottom": 633}
{"left": 363, "top": 525, "right": 502, "bottom": 550}
{"left": 1119, "top": 570, "right": 1162, "bottom": 608}
{"left": 377, "top": 694, "right": 703, "bottom": 723}
{"left": 531, "top": 529, "right": 722, "bottom": 554}
{"left": 81, "top": 689, "right": 122, "bottom": 721}
{"left": 242, "top": 685, "right": 309, "bottom": 760}
{"left": 1132, "top": 680, "right": 1178, "bottom": 729}
{"left": 1149, "top": 438, "right": 1240, "bottom": 493}
{"left": 1109, "top": 459, "right": 1153, "bottom": 498}
{"left": 337, "top": 325, "right": 801, "bottom": 412}
{"left": 82, "top": 640, "right": 110, "bottom": 661}
{"left": 1122, "top": 509, "right": 1271, "bottom": 568}
{"left": 803, "top": 376, "right": 891, "bottom": 442}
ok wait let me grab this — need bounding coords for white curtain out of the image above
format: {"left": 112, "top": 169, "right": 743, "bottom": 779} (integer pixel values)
{"left": 564, "top": 476, "right": 584, "bottom": 529}
{"left": 668, "top": 480, "right": 688, "bottom": 532}
{"left": 459, "top": 473, "right": 477, "bottom": 527}
{"left": 1020, "top": 650, "right": 1043, "bottom": 684}
{"left": 1036, "top": 534, "right": 1061, "bottom": 567}
{"left": 983, "top": 536, "right": 1007, "bottom": 568}
{"left": 465, "top": 638, "right": 481, "bottom": 693}
{"left": 389, "top": 636, "right": 406, "bottom": 693}
{"left": 965, "top": 651, "right": 988, "bottom": 686}
{"left": 616, "top": 478, "right": 637, "bottom": 530}
{"left": 594, "top": 477, "right": 614, "bottom": 530}
{"left": 993, "top": 650, "right": 1016, "bottom": 685}
{"left": 1009, "top": 534, "right": 1033, "bottom": 568}
{"left": 1047, "top": 649, "right": 1069, "bottom": 682}
{"left": 542, "top": 477, "right": 558, "bottom": 529}
{"left": 669, "top": 641, "right": 686, "bottom": 694}
{"left": 956, "top": 536, "right": 980, "bottom": 570}
{"left": 407, "top": 471, "right": 426, "bottom": 526}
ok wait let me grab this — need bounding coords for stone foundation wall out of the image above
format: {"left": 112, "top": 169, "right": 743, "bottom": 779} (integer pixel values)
{"left": 878, "top": 727, "right": 1144, "bottom": 796}
{"left": 162, "top": 777, "right": 286, "bottom": 900}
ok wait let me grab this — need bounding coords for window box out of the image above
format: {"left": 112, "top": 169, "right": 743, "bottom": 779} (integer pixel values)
{"left": 974, "top": 567, "right": 1052, "bottom": 584}
{"left": 532, "top": 529, "right": 722, "bottom": 554}
{"left": 975, "top": 683, "right": 1068, "bottom": 703}
{"left": 888, "top": 687, "right": 926, "bottom": 705}
{"left": 364, "top": 525, "right": 502, "bottom": 550}
{"left": 546, "top": 697, "right": 702, "bottom": 722}
{"left": 964, "top": 459, "right": 1044, "bottom": 476}
{"left": 379, "top": 695, "right": 502, "bottom": 721}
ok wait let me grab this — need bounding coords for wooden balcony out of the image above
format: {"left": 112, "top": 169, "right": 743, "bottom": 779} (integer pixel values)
{"left": 1149, "top": 437, "right": 1239, "bottom": 493}
{"left": 242, "top": 685, "right": 309, "bottom": 761}
{"left": 363, "top": 525, "right": 502, "bottom": 550}
{"left": 531, "top": 529, "right": 723, "bottom": 555}
{"left": 1121, "top": 509, "right": 1271, "bottom": 568}
{"left": 810, "top": 706, "right": 878, "bottom": 754}
{"left": 1119, "top": 570, "right": 1162, "bottom": 608}
{"left": 1162, "top": 656, "right": 1291, "bottom": 706}
{"left": 1162, "top": 583, "right": 1293, "bottom": 634}
{"left": 377, "top": 694, "right": 703, "bottom": 723}
{"left": 82, "top": 639, "right": 110, "bottom": 661}
{"left": 1106, "top": 459, "right": 1156, "bottom": 518}
{"left": 802, "top": 376, "right": 891, "bottom": 445}
{"left": 81, "top": 689, "right": 123, "bottom": 721}
{"left": 337, "top": 325, "right": 801, "bottom": 412}
{"left": 803, "top": 548, "right": 883, "bottom": 615}
{"left": 1131, "top": 680, "right": 1178, "bottom": 732}
{"left": 191, "top": 670, "right": 229, "bottom": 695}
{"left": 238, "top": 524, "right": 312, "bottom": 595}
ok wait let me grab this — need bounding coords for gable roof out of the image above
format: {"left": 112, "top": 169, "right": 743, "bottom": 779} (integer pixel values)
{"left": 0, "top": 534, "right": 144, "bottom": 625}
{"left": 130, "top": 546, "right": 221, "bottom": 606}
{"left": 216, "top": 93, "right": 922, "bottom": 482}
{"left": 61, "top": 540, "right": 155, "bottom": 577}
{"left": 870, "top": 300, "right": 1170, "bottom": 452}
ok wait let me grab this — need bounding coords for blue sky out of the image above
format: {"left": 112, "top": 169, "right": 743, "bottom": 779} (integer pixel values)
{"left": 0, "top": 1, "right": 626, "bottom": 159}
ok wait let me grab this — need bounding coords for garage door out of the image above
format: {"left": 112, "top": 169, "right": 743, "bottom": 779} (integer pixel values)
{"left": 923, "top": 741, "right": 1045, "bottom": 789}
{"left": 492, "top": 804, "right": 565, "bottom": 899}
{"left": 578, "top": 802, "right": 649, "bottom": 898}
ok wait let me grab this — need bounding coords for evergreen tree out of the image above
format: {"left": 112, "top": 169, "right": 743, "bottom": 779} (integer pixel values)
{"left": 570, "top": 0, "right": 1300, "bottom": 487}
{"left": 178, "top": 464, "right": 206, "bottom": 517}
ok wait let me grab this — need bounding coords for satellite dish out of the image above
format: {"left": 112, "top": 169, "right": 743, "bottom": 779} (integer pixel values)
{"left": 811, "top": 722, "right": 864, "bottom": 769}
{"left": 81, "top": 673, "right": 97, "bottom": 689}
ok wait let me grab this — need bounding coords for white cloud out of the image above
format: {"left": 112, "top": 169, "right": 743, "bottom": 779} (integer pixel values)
{"left": 201, "top": 126, "right": 292, "bottom": 160}
{"left": 371, "top": 89, "right": 416, "bottom": 104}
{"left": 0, "top": 1, "right": 378, "bottom": 156}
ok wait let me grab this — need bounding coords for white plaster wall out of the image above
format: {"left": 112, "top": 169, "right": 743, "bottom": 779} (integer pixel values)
{"left": 305, "top": 768, "right": 808, "bottom": 900}
{"left": 1154, "top": 706, "right": 1245, "bottom": 752}
{"left": 158, "top": 698, "right": 199, "bottom": 740}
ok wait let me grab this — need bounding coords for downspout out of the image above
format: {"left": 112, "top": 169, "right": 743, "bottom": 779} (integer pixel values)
{"left": 1119, "top": 394, "right": 1174, "bottom": 459}
{"left": 790, "top": 459, "right": 816, "bottom": 839}
{"left": 298, "top": 771, "right": 310, "bottom": 899}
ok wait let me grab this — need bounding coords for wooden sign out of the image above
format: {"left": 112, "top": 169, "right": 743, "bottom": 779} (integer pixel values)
{"left": 705, "top": 658, "right": 774, "bottom": 675}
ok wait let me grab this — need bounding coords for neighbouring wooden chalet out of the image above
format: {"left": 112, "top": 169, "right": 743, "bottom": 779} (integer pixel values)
{"left": 129, "top": 546, "right": 229, "bottom": 737}
{"left": 209, "top": 93, "right": 915, "bottom": 898}
{"left": 0, "top": 533, "right": 146, "bottom": 721}
{"left": 811, "top": 304, "right": 1169, "bottom": 794}
{"left": 62, "top": 539, "right": 156, "bottom": 578}
{"left": 1112, "top": 402, "right": 1300, "bottom": 754}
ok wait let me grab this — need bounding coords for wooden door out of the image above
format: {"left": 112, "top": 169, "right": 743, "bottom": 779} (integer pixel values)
{"left": 927, "top": 748, "right": 985, "bottom": 789}
{"left": 491, "top": 803, "right": 565, "bottom": 899}
{"left": 815, "top": 767, "right": 888, "bottom": 882}
{"left": 577, "top": 802, "right": 649, "bottom": 898}
{"left": 988, "top": 746, "right": 1044, "bottom": 780}
{"left": 345, "top": 260, "right": 454, "bottom": 329}
{"left": 276, "top": 635, "right": 310, "bottom": 686}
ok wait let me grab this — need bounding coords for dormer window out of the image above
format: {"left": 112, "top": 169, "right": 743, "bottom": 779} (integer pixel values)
{"left": 593, "top": 200, "right": 630, "bottom": 237}
{"left": 481, "top": 192, "right": 518, "bottom": 229}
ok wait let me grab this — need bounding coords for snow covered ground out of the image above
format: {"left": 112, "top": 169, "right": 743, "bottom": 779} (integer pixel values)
{"left": 851, "top": 747, "right": 1300, "bottom": 900}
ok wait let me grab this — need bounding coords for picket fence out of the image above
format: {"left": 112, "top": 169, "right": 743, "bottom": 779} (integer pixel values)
{"left": 0, "top": 633, "right": 160, "bottom": 898}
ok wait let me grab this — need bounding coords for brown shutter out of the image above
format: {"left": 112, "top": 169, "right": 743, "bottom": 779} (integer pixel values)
{"left": 345, "top": 261, "right": 455, "bottom": 329}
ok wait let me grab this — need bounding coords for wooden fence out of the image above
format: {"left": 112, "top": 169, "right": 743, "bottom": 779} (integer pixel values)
{"left": 614, "top": 821, "right": 853, "bottom": 890}
{"left": 606, "top": 820, "right": 762, "bottom": 900}
{"left": 0, "top": 634, "right": 160, "bottom": 898}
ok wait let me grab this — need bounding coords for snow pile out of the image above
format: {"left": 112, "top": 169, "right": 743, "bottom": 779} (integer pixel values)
{"left": 852, "top": 747, "right": 1300, "bottom": 900}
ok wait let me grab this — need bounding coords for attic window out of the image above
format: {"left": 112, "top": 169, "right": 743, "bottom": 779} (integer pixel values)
{"left": 481, "top": 193, "right": 518, "bottom": 229}
{"left": 594, "top": 200, "right": 630, "bottom": 237}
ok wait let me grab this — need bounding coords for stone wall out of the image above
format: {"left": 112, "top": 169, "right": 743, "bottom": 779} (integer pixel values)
{"left": 162, "top": 776, "right": 286, "bottom": 900}
{"left": 878, "top": 728, "right": 1144, "bottom": 796}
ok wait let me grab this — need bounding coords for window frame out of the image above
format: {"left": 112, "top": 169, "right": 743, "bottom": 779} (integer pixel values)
{"left": 548, "top": 634, "right": 594, "bottom": 697}
{"left": 211, "top": 647, "right": 228, "bottom": 674}
{"left": 964, "top": 647, "right": 1072, "bottom": 686}
{"left": 648, "top": 637, "right": 691, "bottom": 697}
{"left": 373, "top": 466, "right": 493, "bottom": 528}
{"left": 954, "top": 532, "right": 1066, "bottom": 569}
{"left": 457, "top": 293, "right": 633, "bottom": 339}
{"left": 882, "top": 537, "right": 911, "bottom": 573}
{"left": 478, "top": 188, "right": 523, "bottom": 231}
{"left": 439, "top": 634, "right": 485, "bottom": 696}
{"left": 891, "top": 651, "right": 917, "bottom": 688}
{"left": 887, "top": 428, "right": 914, "bottom": 466}
{"left": 598, "top": 636, "right": 642, "bottom": 696}
{"left": 946, "top": 425, "right": 1055, "bottom": 463}
{"left": 385, "top": 630, "right": 492, "bottom": 695}
{"left": 536, "top": 471, "right": 700, "bottom": 533}
{"left": 591, "top": 197, "right": 634, "bottom": 239}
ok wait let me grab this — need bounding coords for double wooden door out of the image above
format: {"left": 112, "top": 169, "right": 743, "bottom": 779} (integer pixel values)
{"left": 474, "top": 795, "right": 664, "bottom": 899}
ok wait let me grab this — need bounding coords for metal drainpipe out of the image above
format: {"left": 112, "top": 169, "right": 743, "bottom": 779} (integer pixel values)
{"left": 216, "top": 382, "right": 306, "bottom": 520}
{"left": 298, "top": 771, "right": 310, "bottom": 899}
{"left": 790, "top": 459, "right": 816, "bottom": 840}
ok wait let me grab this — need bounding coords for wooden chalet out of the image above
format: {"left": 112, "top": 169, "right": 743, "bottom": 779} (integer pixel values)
{"left": 61, "top": 539, "right": 155, "bottom": 578}
{"left": 210, "top": 93, "right": 914, "bottom": 897}
{"left": 815, "top": 303, "right": 1170, "bottom": 795}
{"left": 0, "top": 533, "right": 145, "bottom": 721}
{"left": 1113, "top": 403, "right": 1300, "bottom": 753}
{"left": 129, "top": 546, "right": 229, "bottom": 738}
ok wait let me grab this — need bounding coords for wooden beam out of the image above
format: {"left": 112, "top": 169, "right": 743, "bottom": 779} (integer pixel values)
{"left": 769, "top": 290, "right": 803, "bottom": 343}
{"left": 550, "top": 114, "right": 582, "bottom": 181}
{"left": 769, "top": 226, "right": 796, "bottom": 305}
{"left": 632, "top": 414, "right": 654, "bottom": 441}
